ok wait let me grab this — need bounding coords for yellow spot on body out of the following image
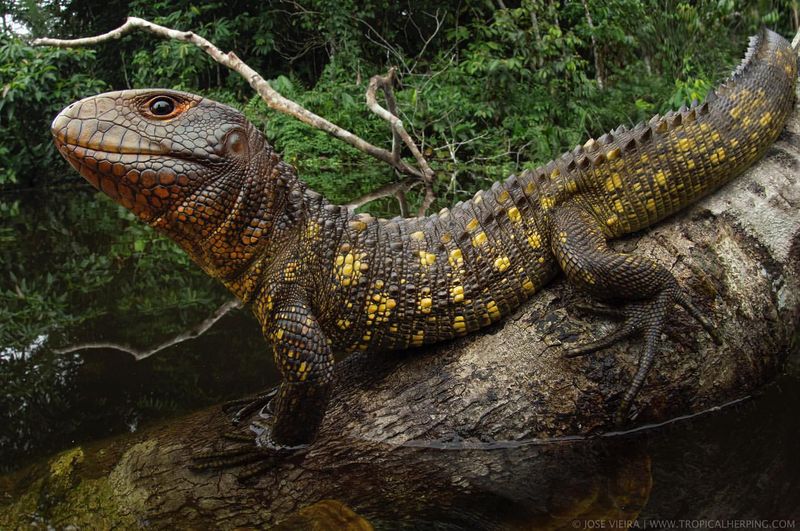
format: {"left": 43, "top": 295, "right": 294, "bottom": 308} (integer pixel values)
{"left": 606, "top": 215, "right": 618, "bottom": 227}
{"left": 759, "top": 112, "right": 773, "bottom": 127}
{"left": 710, "top": 147, "right": 726, "bottom": 164}
{"left": 687, "top": 159, "right": 696, "bottom": 170}
{"left": 646, "top": 198, "right": 656, "bottom": 212}
{"left": 497, "top": 191, "right": 510, "bottom": 203}
{"left": 334, "top": 250, "right": 367, "bottom": 287}
{"left": 420, "top": 297, "right": 432, "bottom": 313}
{"left": 528, "top": 233, "right": 542, "bottom": 248}
{"left": 386, "top": 298, "right": 397, "bottom": 310}
{"left": 710, "top": 131, "right": 721, "bottom": 142}
{"left": 419, "top": 251, "right": 437, "bottom": 267}
{"left": 368, "top": 303, "right": 378, "bottom": 314}
{"left": 494, "top": 256, "right": 511, "bottom": 272}
{"left": 540, "top": 196, "right": 555, "bottom": 210}
{"left": 451, "top": 285, "right": 464, "bottom": 303}
{"left": 411, "top": 330, "right": 424, "bottom": 346}
{"left": 678, "top": 138, "right": 690, "bottom": 151}
{"left": 337, "top": 319, "right": 351, "bottom": 330}
{"left": 550, "top": 167, "right": 560, "bottom": 179}
{"left": 453, "top": 316, "right": 466, "bottom": 333}
{"left": 605, "top": 173, "right": 622, "bottom": 192}
{"left": 655, "top": 171, "right": 667, "bottom": 187}
{"left": 449, "top": 248, "right": 463, "bottom": 267}
{"left": 486, "top": 300, "right": 501, "bottom": 320}
{"left": 614, "top": 199, "right": 625, "bottom": 213}
{"left": 606, "top": 147, "right": 621, "bottom": 161}
{"left": 472, "top": 232, "right": 488, "bottom": 247}
{"left": 466, "top": 218, "right": 479, "bottom": 232}
{"left": 299, "top": 361, "right": 307, "bottom": 373}
{"left": 410, "top": 231, "right": 425, "bottom": 241}
{"left": 275, "top": 329, "right": 284, "bottom": 340}
{"left": 730, "top": 106, "right": 742, "bottom": 119}
{"left": 522, "top": 279, "right": 535, "bottom": 292}
{"left": 305, "top": 221, "right": 320, "bottom": 238}
{"left": 507, "top": 207, "right": 521, "bottom": 223}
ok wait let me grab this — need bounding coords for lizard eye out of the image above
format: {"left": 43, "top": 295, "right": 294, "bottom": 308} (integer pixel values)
{"left": 148, "top": 97, "right": 176, "bottom": 117}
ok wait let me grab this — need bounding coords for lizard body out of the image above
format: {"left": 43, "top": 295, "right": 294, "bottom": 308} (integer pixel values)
{"left": 52, "top": 29, "right": 797, "bottom": 449}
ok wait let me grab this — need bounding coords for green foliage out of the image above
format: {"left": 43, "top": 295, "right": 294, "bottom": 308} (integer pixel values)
{"left": 0, "top": 36, "right": 108, "bottom": 186}
{"left": 0, "top": 191, "right": 225, "bottom": 353}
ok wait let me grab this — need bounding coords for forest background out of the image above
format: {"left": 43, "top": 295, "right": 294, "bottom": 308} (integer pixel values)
{"left": 0, "top": 0, "right": 796, "bottom": 467}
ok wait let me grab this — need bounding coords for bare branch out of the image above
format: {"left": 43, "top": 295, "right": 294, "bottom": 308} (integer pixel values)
{"left": 366, "top": 68, "right": 437, "bottom": 214}
{"left": 32, "top": 17, "right": 426, "bottom": 181}
{"left": 408, "top": 10, "right": 445, "bottom": 73}
{"left": 344, "top": 177, "right": 419, "bottom": 211}
{"left": 54, "top": 298, "right": 242, "bottom": 361}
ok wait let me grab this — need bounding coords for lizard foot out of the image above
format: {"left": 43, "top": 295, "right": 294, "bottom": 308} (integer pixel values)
{"left": 565, "top": 284, "right": 721, "bottom": 425}
{"left": 190, "top": 420, "right": 308, "bottom": 482}
{"left": 222, "top": 386, "right": 279, "bottom": 425}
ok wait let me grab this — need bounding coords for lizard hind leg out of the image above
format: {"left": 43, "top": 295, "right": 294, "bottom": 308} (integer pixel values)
{"left": 549, "top": 203, "right": 719, "bottom": 424}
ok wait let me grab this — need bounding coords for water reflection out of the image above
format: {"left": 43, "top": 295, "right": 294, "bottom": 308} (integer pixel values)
{"left": 326, "top": 379, "right": 798, "bottom": 529}
{"left": 0, "top": 188, "right": 276, "bottom": 472}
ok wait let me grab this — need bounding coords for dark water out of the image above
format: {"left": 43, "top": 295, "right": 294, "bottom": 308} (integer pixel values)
{"left": 0, "top": 187, "right": 798, "bottom": 526}
{"left": 0, "top": 187, "right": 278, "bottom": 472}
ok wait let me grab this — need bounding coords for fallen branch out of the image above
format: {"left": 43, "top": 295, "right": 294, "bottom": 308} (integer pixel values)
{"left": 33, "top": 17, "right": 437, "bottom": 212}
{"left": 54, "top": 298, "right": 241, "bottom": 360}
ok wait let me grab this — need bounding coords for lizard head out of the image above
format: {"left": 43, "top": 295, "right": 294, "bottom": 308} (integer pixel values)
{"left": 51, "top": 89, "right": 269, "bottom": 233}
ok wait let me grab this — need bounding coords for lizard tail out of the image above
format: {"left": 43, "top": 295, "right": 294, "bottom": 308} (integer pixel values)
{"left": 579, "top": 28, "right": 797, "bottom": 235}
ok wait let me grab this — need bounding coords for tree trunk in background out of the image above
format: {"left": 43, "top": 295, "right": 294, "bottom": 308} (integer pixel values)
{"left": 2, "top": 92, "right": 800, "bottom": 529}
{"left": 582, "top": 0, "right": 605, "bottom": 89}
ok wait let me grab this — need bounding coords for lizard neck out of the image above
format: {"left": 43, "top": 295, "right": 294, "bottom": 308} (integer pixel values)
{"left": 162, "top": 143, "right": 321, "bottom": 302}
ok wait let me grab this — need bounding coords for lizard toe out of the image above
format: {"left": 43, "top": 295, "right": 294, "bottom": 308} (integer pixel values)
{"left": 222, "top": 386, "right": 279, "bottom": 425}
{"left": 566, "top": 284, "right": 717, "bottom": 425}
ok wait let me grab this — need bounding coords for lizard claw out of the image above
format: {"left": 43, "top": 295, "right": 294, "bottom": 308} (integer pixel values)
{"left": 566, "top": 284, "right": 719, "bottom": 424}
{"left": 191, "top": 419, "right": 308, "bottom": 482}
{"left": 222, "top": 386, "right": 279, "bottom": 425}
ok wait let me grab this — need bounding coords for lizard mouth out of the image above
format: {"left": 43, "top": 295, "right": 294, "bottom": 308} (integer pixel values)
{"left": 55, "top": 140, "right": 194, "bottom": 222}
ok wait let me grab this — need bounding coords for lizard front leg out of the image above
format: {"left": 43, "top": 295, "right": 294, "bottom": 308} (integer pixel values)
{"left": 265, "top": 301, "right": 334, "bottom": 446}
{"left": 549, "top": 203, "right": 719, "bottom": 424}
{"left": 193, "top": 299, "right": 334, "bottom": 480}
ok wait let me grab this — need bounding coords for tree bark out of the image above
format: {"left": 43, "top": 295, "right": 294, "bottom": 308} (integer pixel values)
{"left": 2, "top": 93, "right": 799, "bottom": 530}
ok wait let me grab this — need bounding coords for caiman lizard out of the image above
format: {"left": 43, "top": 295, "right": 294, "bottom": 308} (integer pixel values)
{"left": 51, "top": 29, "right": 797, "bottom": 473}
